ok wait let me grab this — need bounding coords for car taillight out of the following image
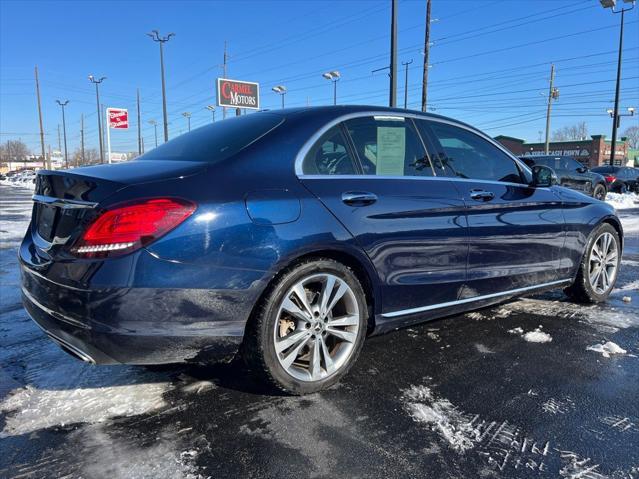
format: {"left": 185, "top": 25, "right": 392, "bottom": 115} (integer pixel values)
{"left": 604, "top": 175, "right": 616, "bottom": 183}
{"left": 72, "top": 198, "right": 196, "bottom": 258}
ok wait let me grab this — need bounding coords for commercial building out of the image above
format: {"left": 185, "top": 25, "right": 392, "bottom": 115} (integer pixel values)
{"left": 495, "top": 135, "right": 633, "bottom": 168}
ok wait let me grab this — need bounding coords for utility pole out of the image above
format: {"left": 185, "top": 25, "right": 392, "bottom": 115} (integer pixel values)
{"left": 389, "top": 0, "right": 398, "bottom": 107}
{"left": 147, "top": 30, "right": 174, "bottom": 142}
{"left": 149, "top": 120, "right": 158, "bottom": 148}
{"left": 56, "top": 100, "right": 69, "bottom": 168}
{"left": 223, "top": 40, "right": 228, "bottom": 119}
{"left": 544, "top": 64, "right": 559, "bottom": 155}
{"left": 88, "top": 75, "right": 106, "bottom": 163}
{"left": 137, "top": 88, "right": 142, "bottom": 156}
{"left": 402, "top": 59, "right": 413, "bottom": 109}
{"left": 34, "top": 66, "right": 48, "bottom": 169}
{"left": 80, "top": 113, "right": 85, "bottom": 166}
{"left": 421, "top": 0, "right": 432, "bottom": 112}
{"left": 57, "top": 124, "right": 62, "bottom": 152}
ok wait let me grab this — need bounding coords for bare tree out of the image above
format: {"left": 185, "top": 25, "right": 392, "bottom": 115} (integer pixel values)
{"left": 0, "top": 143, "right": 6, "bottom": 162}
{"left": 623, "top": 125, "right": 639, "bottom": 149}
{"left": 4, "top": 140, "right": 30, "bottom": 161}
{"left": 552, "top": 122, "right": 588, "bottom": 142}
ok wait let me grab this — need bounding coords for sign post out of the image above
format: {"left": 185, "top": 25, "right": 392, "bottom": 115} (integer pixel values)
{"left": 106, "top": 108, "right": 129, "bottom": 164}
{"left": 216, "top": 78, "right": 260, "bottom": 111}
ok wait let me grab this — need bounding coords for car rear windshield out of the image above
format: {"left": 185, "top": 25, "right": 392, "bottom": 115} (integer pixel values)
{"left": 138, "top": 113, "right": 284, "bottom": 163}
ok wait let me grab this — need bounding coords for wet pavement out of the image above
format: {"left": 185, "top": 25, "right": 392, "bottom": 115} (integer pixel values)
{"left": 1, "top": 184, "right": 638, "bottom": 478}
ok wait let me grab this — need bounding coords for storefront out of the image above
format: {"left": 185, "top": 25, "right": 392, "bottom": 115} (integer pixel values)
{"left": 495, "top": 135, "right": 631, "bottom": 168}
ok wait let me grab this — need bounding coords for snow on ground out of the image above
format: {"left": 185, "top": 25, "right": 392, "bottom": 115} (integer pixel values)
{"left": 586, "top": 341, "right": 627, "bottom": 358}
{"left": 400, "top": 381, "right": 635, "bottom": 477}
{"left": 606, "top": 192, "right": 639, "bottom": 210}
{"left": 508, "top": 325, "right": 553, "bottom": 343}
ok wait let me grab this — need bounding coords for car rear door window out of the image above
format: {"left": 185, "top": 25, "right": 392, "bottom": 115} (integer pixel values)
{"left": 344, "top": 116, "right": 434, "bottom": 177}
{"left": 302, "top": 124, "right": 359, "bottom": 175}
{"left": 418, "top": 120, "right": 524, "bottom": 183}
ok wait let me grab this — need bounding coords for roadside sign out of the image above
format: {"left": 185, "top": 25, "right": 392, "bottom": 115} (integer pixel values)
{"left": 106, "top": 107, "right": 128, "bottom": 165}
{"left": 107, "top": 108, "right": 129, "bottom": 129}
{"left": 216, "top": 78, "right": 260, "bottom": 110}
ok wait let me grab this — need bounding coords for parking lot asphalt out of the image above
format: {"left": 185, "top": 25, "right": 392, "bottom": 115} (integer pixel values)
{"left": 1, "top": 184, "right": 638, "bottom": 479}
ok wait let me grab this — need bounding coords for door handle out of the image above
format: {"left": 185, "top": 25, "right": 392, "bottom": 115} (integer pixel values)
{"left": 469, "top": 189, "right": 495, "bottom": 202}
{"left": 342, "top": 191, "right": 378, "bottom": 206}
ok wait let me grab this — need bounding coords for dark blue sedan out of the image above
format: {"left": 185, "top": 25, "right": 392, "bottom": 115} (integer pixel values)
{"left": 20, "top": 106, "right": 623, "bottom": 394}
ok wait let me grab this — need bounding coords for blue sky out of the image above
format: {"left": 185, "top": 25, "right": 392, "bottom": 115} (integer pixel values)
{"left": 1, "top": 0, "right": 638, "bottom": 155}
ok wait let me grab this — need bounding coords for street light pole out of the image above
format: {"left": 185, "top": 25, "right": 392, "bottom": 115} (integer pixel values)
{"left": 148, "top": 120, "right": 158, "bottom": 148}
{"left": 322, "top": 71, "right": 341, "bottom": 105}
{"left": 182, "top": 112, "right": 191, "bottom": 132}
{"left": 56, "top": 100, "right": 69, "bottom": 168}
{"left": 88, "top": 75, "right": 106, "bottom": 163}
{"left": 147, "top": 30, "right": 174, "bottom": 143}
{"left": 272, "top": 85, "right": 287, "bottom": 108}
{"left": 205, "top": 105, "right": 216, "bottom": 123}
{"left": 600, "top": 0, "right": 635, "bottom": 165}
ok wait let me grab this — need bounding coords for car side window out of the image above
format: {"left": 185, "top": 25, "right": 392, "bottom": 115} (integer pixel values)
{"left": 418, "top": 120, "right": 524, "bottom": 183}
{"left": 343, "top": 116, "right": 434, "bottom": 177}
{"left": 302, "top": 125, "right": 359, "bottom": 175}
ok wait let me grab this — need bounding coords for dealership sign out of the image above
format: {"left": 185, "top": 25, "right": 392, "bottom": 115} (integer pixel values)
{"left": 107, "top": 108, "right": 129, "bottom": 129}
{"left": 106, "top": 107, "right": 128, "bottom": 165}
{"left": 216, "top": 78, "right": 260, "bottom": 110}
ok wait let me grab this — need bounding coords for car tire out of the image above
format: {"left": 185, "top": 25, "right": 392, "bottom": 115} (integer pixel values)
{"left": 617, "top": 183, "right": 628, "bottom": 194}
{"left": 564, "top": 223, "right": 620, "bottom": 303}
{"left": 243, "top": 258, "right": 368, "bottom": 395}
{"left": 592, "top": 183, "right": 607, "bottom": 201}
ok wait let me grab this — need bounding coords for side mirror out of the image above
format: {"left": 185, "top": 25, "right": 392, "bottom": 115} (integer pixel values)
{"left": 576, "top": 166, "right": 588, "bottom": 174}
{"left": 531, "top": 165, "right": 557, "bottom": 187}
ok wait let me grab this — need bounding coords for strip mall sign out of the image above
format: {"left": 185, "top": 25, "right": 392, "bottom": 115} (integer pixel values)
{"left": 107, "top": 108, "right": 129, "bottom": 129}
{"left": 216, "top": 78, "right": 260, "bottom": 110}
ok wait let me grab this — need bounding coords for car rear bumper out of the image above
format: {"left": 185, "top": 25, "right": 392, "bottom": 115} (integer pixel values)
{"left": 18, "top": 239, "right": 261, "bottom": 365}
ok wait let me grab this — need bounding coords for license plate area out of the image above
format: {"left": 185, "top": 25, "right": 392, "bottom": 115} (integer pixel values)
{"left": 37, "top": 204, "right": 58, "bottom": 242}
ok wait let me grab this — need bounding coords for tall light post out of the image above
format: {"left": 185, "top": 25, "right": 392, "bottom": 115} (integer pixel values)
{"left": 599, "top": 0, "right": 635, "bottom": 165}
{"left": 56, "top": 100, "right": 69, "bottom": 168}
{"left": 182, "top": 112, "right": 191, "bottom": 132}
{"left": 272, "top": 85, "right": 287, "bottom": 108}
{"left": 205, "top": 105, "right": 216, "bottom": 123}
{"left": 147, "top": 30, "right": 174, "bottom": 143}
{"left": 148, "top": 120, "right": 158, "bottom": 148}
{"left": 88, "top": 75, "right": 106, "bottom": 163}
{"left": 322, "top": 71, "right": 340, "bottom": 105}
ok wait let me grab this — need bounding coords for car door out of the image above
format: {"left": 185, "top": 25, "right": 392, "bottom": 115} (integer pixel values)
{"left": 297, "top": 114, "right": 468, "bottom": 318}
{"left": 416, "top": 119, "right": 567, "bottom": 298}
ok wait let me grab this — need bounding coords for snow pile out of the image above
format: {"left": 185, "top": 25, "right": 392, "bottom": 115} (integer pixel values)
{"left": 402, "top": 384, "right": 479, "bottom": 452}
{"left": 586, "top": 341, "right": 627, "bottom": 358}
{"left": 508, "top": 325, "right": 552, "bottom": 343}
{"left": 606, "top": 192, "right": 639, "bottom": 210}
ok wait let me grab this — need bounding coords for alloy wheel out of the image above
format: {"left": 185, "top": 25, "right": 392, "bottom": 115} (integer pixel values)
{"left": 273, "top": 273, "right": 360, "bottom": 382}
{"left": 588, "top": 232, "right": 618, "bottom": 295}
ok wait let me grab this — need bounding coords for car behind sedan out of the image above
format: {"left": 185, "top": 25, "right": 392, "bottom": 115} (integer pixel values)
{"left": 519, "top": 155, "right": 607, "bottom": 200}
{"left": 591, "top": 165, "right": 639, "bottom": 193}
{"left": 20, "top": 106, "right": 623, "bottom": 394}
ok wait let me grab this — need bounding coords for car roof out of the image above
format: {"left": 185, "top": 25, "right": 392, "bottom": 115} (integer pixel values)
{"left": 262, "top": 105, "right": 484, "bottom": 135}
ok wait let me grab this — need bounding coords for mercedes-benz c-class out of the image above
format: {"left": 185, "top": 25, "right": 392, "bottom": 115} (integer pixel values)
{"left": 20, "top": 106, "right": 623, "bottom": 394}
